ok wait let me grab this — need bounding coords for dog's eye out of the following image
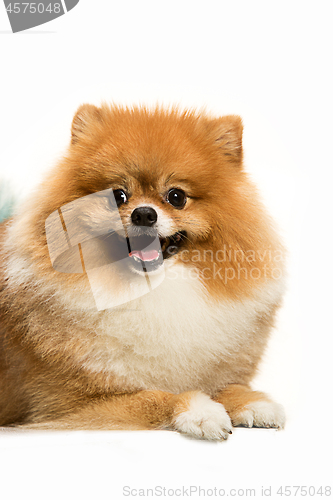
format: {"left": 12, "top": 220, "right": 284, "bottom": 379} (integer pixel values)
{"left": 113, "top": 189, "right": 128, "bottom": 206}
{"left": 166, "top": 188, "right": 187, "bottom": 209}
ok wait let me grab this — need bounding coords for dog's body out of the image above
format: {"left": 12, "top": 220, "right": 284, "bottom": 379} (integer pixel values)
{"left": 0, "top": 105, "right": 286, "bottom": 439}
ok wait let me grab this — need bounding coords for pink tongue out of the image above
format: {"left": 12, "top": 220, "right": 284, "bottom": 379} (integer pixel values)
{"left": 129, "top": 249, "right": 160, "bottom": 262}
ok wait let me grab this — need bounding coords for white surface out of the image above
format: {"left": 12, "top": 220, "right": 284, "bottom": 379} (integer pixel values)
{"left": 0, "top": 423, "right": 330, "bottom": 499}
{"left": 0, "top": 1, "right": 332, "bottom": 499}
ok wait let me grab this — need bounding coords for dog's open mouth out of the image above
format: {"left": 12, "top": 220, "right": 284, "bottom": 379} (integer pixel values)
{"left": 126, "top": 230, "right": 187, "bottom": 272}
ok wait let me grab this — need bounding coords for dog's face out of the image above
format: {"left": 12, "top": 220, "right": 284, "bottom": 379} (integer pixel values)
{"left": 41, "top": 105, "right": 244, "bottom": 278}
{"left": 79, "top": 168, "right": 207, "bottom": 277}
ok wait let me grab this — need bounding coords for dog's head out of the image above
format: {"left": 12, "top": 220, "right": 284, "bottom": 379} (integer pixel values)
{"left": 43, "top": 104, "right": 243, "bottom": 277}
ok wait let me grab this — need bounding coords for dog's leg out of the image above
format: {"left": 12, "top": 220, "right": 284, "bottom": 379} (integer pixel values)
{"left": 20, "top": 390, "right": 232, "bottom": 440}
{"left": 214, "top": 384, "right": 285, "bottom": 429}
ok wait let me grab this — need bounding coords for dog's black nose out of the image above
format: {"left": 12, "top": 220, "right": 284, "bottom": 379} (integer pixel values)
{"left": 131, "top": 207, "right": 158, "bottom": 227}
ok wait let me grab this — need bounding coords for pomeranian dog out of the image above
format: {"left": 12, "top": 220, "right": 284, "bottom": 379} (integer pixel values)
{"left": 0, "top": 104, "right": 286, "bottom": 439}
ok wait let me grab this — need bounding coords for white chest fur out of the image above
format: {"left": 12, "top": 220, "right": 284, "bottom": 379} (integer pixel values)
{"left": 79, "top": 263, "right": 285, "bottom": 393}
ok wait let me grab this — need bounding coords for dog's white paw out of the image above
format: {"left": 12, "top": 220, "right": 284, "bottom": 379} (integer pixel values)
{"left": 233, "top": 400, "right": 285, "bottom": 429}
{"left": 173, "top": 392, "right": 232, "bottom": 440}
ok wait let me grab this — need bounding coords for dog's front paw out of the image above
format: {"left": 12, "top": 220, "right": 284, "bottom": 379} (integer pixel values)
{"left": 172, "top": 392, "right": 232, "bottom": 440}
{"left": 232, "top": 400, "right": 285, "bottom": 429}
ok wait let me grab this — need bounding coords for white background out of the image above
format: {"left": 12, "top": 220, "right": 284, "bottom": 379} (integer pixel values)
{"left": 0, "top": 2, "right": 332, "bottom": 499}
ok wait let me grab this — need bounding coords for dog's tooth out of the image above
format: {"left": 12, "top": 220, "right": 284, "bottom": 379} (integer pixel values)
{"left": 161, "top": 238, "right": 169, "bottom": 252}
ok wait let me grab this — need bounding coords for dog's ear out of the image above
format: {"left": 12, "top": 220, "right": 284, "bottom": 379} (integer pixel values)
{"left": 208, "top": 115, "right": 243, "bottom": 164}
{"left": 71, "top": 104, "right": 103, "bottom": 145}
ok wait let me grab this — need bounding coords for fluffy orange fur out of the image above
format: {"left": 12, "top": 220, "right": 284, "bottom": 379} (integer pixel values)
{"left": 0, "top": 104, "right": 286, "bottom": 438}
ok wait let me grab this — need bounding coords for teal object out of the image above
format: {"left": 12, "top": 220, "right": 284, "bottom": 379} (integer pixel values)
{"left": 0, "top": 182, "right": 16, "bottom": 223}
